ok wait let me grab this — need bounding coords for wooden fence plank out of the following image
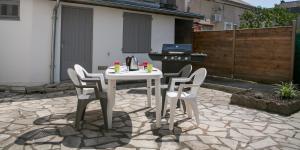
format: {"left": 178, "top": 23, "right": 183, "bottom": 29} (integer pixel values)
{"left": 193, "top": 26, "right": 294, "bottom": 83}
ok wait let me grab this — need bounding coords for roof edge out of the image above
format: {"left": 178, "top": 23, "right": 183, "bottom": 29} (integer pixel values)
{"left": 59, "top": 0, "right": 204, "bottom": 19}
{"left": 220, "top": 0, "right": 255, "bottom": 10}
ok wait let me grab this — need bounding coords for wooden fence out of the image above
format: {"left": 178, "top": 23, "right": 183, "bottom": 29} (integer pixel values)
{"left": 193, "top": 26, "right": 295, "bottom": 83}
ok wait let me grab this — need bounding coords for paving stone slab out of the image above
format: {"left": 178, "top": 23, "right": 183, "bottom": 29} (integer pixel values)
{"left": 62, "top": 136, "right": 81, "bottom": 148}
{"left": 249, "top": 137, "right": 277, "bottom": 149}
{"left": 198, "top": 135, "right": 221, "bottom": 144}
{"left": 219, "top": 138, "right": 239, "bottom": 150}
{"left": 184, "top": 141, "right": 210, "bottom": 150}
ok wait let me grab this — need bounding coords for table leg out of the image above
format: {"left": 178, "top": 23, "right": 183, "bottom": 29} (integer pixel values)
{"left": 107, "top": 79, "right": 116, "bottom": 129}
{"left": 155, "top": 78, "right": 162, "bottom": 128}
{"left": 147, "top": 79, "right": 151, "bottom": 107}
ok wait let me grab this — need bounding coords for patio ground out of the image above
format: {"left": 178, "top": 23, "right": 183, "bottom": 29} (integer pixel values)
{"left": 0, "top": 84, "right": 300, "bottom": 150}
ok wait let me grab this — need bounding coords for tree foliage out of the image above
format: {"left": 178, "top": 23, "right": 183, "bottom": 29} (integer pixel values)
{"left": 240, "top": 7, "right": 297, "bottom": 29}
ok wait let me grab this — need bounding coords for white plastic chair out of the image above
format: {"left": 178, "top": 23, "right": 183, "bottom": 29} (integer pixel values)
{"left": 67, "top": 68, "right": 108, "bottom": 129}
{"left": 163, "top": 64, "right": 193, "bottom": 84}
{"left": 160, "top": 64, "right": 193, "bottom": 113}
{"left": 74, "top": 64, "right": 107, "bottom": 92}
{"left": 163, "top": 68, "right": 207, "bottom": 130}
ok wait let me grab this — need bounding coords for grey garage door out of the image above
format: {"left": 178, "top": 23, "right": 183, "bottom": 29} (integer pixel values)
{"left": 60, "top": 6, "right": 93, "bottom": 81}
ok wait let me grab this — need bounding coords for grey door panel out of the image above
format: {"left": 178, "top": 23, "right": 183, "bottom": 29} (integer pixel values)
{"left": 60, "top": 6, "right": 93, "bottom": 81}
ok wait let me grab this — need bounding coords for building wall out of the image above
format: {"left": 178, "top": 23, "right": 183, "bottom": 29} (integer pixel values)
{"left": 177, "top": 0, "right": 250, "bottom": 30}
{"left": 0, "top": 0, "right": 176, "bottom": 85}
{"left": 92, "top": 6, "right": 174, "bottom": 73}
{"left": 0, "top": 0, "right": 54, "bottom": 86}
{"left": 54, "top": 2, "right": 176, "bottom": 82}
{"left": 217, "top": 3, "right": 245, "bottom": 30}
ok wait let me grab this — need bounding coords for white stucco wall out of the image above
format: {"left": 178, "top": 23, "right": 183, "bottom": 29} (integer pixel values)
{"left": 92, "top": 6, "right": 175, "bottom": 72}
{"left": 0, "top": 0, "right": 177, "bottom": 85}
{"left": 0, "top": 0, "right": 54, "bottom": 86}
{"left": 54, "top": 3, "right": 176, "bottom": 82}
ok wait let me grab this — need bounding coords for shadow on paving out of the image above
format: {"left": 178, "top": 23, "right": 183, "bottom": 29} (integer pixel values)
{"left": 127, "top": 86, "right": 189, "bottom": 144}
{"left": 127, "top": 89, "right": 147, "bottom": 95}
{"left": 0, "top": 83, "right": 148, "bottom": 103}
{"left": 15, "top": 110, "right": 134, "bottom": 149}
{"left": 205, "top": 76, "right": 277, "bottom": 93}
{"left": 0, "top": 90, "right": 77, "bottom": 103}
{"left": 144, "top": 107, "right": 197, "bottom": 146}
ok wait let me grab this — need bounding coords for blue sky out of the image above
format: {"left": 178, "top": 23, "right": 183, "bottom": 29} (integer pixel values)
{"left": 243, "top": 0, "right": 295, "bottom": 8}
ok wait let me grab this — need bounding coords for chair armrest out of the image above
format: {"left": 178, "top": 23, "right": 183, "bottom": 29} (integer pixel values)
{"left": 75, "top": 84, "right": 101, "bottom": 99}
{"left": 164, "top": 72, "right": 180, "bottom": 78}
{"left": 81, "top": 78, "right": 100, "bottom": 82}
{"left": 163, "top": 73, "right": 181, "bottom": 84}
{"left": 169, "top": 77, "right": 191, "bottom": 91}
{"left": 81, "top": 77, "right": 106, "bottom": 91}
{"left": 74, "top": 84, "right": 97, "bottom": 89}
{"left": 171, "top": 78, "right": 191, "bottom": 83}
{"left": 179, "top": 84, "right": 200, "bottom": 89}
{"left": 86, "top": 73, "right": 104, "bottom": 78}
{"left": 84, "top": 73, "right": 107, "bottom": 90}
{"left": 177, "top": 84, "right": 200, "bottom": 99}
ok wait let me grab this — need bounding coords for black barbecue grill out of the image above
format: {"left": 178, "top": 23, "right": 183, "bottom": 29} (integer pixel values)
{"left": 149, "top": 44, "right": 207, "bottom": 73}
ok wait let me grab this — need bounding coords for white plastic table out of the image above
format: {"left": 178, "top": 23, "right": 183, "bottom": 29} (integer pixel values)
{"left": 105, "top": 66, "right": 163, "bottom": 129}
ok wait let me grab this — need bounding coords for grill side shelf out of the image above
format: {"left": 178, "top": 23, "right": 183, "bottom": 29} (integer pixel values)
{"left": 148, "top": 53, "right": 164, "bottom": 61}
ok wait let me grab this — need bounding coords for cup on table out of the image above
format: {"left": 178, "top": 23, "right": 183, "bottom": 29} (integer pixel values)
{"left": 139, "top": 64, "right": 144, "bottom": 70}
{"left": 114, "top": 61, "right": 120, "bottom": 73}
{"left": 147, "top": 64, "right": 153, "bottom": 73}
{"left": 143, "top": 61, "right": 148, "bottom": 69}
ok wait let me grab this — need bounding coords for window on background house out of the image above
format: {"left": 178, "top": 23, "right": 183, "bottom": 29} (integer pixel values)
{"left": 224, "top": 22, "right": 233, "bottom": 30}
{"left": 0, "top": 0, "right": 20, "bottom": 20}
{"left": 123, "top": 12, "right": 152, "bottom": 53}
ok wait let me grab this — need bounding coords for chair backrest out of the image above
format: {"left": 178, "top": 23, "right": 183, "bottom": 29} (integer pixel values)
{"left": 167, "top": 64, "right": 193, "bottom": 88}
{"left": 74, "top": 64, "right": 88, "bottom": 85}
{"left": 189, "top": 68, "right": 207, "bottom": 96}
{"left": 67, "top": 68, "right": 82, "bottom": 95}
{"left": 179, "top": 64, "right": 193, "bottom": 78}
{"left": 74, "top": 64, "right": 107, "bottom": 92}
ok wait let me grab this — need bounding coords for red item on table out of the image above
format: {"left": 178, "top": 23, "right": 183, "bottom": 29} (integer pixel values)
{"left": 114, "top": 61, "right": 120, "bottom": 65}
{"left": 143, "top": 61, "right": 148, "bottom": 68}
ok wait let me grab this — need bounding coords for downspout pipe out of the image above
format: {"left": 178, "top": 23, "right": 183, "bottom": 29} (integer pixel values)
{"left": 50, "top": 0, "right": 61, "bottom": 84}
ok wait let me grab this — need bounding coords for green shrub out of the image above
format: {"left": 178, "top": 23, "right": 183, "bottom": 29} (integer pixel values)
{"left": 240, "top": 7, "right": 298, "bottom": 29}
{"left": 275, "top": 82, "right": 298, "bottom": 100}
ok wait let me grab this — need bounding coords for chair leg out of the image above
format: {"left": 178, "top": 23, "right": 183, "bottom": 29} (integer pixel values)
{"left": 161, "top": 88, "right": 167, "bottom": 115}
{"left": 190, "top": 100, "right": 200, "bottom": 125}
{"left": 179, "top": 100, "right": 184, "bottom": 112}
{"left": 99, "top": 98, "right": 108, "bottom": 129}
{"left": 163, "top": 95, "right": 169, "bottom": 117}
{"left": 181, "top": 100, "right": 187, "bottom": 113}
{"left": 185, "top": 100, "right": 193, "bottom": 118}
{"left": 169, "top": 98, "right": 178, "bottom": 130}
{"left": 147, "top": 79, "right": 152, "bottom": 107}
{"left": 75, "top": 100, "right": 89, "bottom": 130}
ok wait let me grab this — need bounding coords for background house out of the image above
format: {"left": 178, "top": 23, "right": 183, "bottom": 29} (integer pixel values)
{"left": 176, "top": 0, "right": 254, "bottom": 31}
{"left": 277, "top": 0, "right": 300, "bottom": 29}
{"left": 277, "top": 0, "right": 300, "bottom": 13}
{"left": 0, "top": 0, "right": 201, "bottom": 86}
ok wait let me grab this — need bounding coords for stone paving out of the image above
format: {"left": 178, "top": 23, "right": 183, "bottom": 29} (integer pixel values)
{"left": 0, "top": 84, "right": 300, "bottom": 150}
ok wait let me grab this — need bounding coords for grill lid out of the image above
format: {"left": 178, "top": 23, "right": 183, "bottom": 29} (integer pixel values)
{"left": 162, "top": 44, "right": 192, "bottom": 54}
